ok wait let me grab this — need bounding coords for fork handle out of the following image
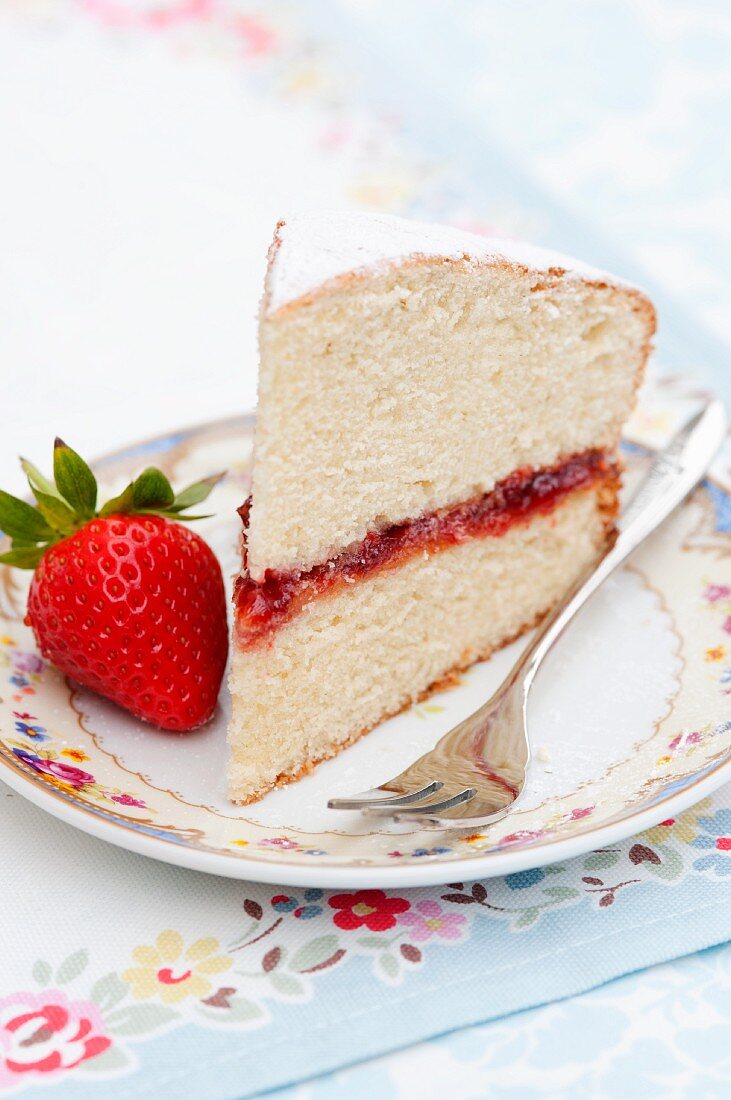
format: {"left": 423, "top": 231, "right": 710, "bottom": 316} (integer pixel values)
{"left": 517, "top": 400, "right": 727, "bottom": 693}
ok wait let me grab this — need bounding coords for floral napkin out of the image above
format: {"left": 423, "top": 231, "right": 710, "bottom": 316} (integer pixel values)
{"left": 4, "top": 787, "right": 731, "bottom": 1096}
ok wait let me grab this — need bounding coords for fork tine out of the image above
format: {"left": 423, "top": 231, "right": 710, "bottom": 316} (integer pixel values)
{"left": 364, "top": 786, "right": 476, "bottom": 817}
{"left": 327, "top": 780, "right": 443, "bottom": 811}
{"left": 394, "top": 800, "right": 512, "bottom": 828}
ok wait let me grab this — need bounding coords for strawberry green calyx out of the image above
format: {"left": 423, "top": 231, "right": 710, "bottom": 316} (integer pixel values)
{"left": 0, "top": 439, "right": 225, "bottom": 570}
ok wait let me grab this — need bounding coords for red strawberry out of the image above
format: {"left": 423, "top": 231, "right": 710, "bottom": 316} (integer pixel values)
{"left": 0, "top": 440, "right": 228, "bottom": 731}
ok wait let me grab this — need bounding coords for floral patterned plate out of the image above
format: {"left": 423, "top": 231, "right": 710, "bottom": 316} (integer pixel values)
{"left": 1, "top": 374, "right": 730, "bottom": 888}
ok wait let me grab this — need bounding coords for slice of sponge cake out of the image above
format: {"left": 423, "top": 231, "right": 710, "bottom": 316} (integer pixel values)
{"left": 228, "top": 213, "right": 655, "bottom": 804}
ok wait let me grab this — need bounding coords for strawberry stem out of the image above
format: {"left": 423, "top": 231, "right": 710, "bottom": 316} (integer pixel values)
{"left": 0, "top": 441, "right": 226, "bottom": 570}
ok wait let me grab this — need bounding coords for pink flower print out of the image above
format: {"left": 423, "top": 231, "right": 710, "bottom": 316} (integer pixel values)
{"left": 567, "top": 806, "right": 594, "bottom": 821}
{"left": 398, "top": 900, "right": 467, "bottom": 943}
{"left": 259, "top": 836, "right": 300, "bottom": 851}
{"left": 0, "top": 989, "right": 110, "bottom": 1086}
{"left": 320, "top": 121, "right": 351, "bottom": 150}
{"left": 669, "top": 730, "right": 703, "bottom": 752}
{"left": 11, "top": 749, "right": 94, "bottom": 789}
{"left": 231, "top": 14, "right": 277, "bottom": 56}
{"left": 498, "top": 829, "right": 549, "bottom": 847}
{"left": 110, "top": 793, "right": 146, "bottom": 808}
{"left": 704, "top": 584, "right": 731, "bottom": 604}
{"left": 81, "top": 0, "right": 215, "bottom": 31}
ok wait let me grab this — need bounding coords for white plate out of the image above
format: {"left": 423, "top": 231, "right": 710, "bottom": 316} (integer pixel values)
{"left": 1, "top": 375, "right": 730, "bottom": 887}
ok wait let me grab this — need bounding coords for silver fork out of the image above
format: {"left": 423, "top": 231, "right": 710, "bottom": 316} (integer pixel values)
{"left": 328, "top": 399, "right": 727, "bottom": 829}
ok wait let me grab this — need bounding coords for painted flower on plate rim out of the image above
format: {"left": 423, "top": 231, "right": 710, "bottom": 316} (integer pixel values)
{"left": 11, "top": 749, "right": 94, "bottom": 790}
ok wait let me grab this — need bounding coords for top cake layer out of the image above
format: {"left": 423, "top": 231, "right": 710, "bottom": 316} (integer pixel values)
{"left": 263, "top": 213, "right": 630, "bottom": 316}
{"left": 247, "top": 213, "right": 655, "bottom": 581}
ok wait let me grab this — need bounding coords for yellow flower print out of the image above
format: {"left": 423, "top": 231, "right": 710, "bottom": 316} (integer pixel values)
{"left": 42, "top": 777, "right": 79, "bottom": 794}
{"left": 61, "top": 748, "right": 90, "bottom": 763}
{"left": 122, "top": 931, "right": 233, "bottom": 1005}
{"left": 643, "top": 797, "right": 713, "bottom": 847}
{"left": 706, "top": 646, "right": 726, "bottom": 662}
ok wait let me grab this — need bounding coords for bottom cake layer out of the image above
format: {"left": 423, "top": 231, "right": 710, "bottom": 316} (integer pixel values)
{"left": 227, "top": 484, "right": 615, "bottom": 803}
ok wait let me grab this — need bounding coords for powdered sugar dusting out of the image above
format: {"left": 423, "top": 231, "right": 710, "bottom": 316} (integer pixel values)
{"left": 264, "top": 212, "right": 630, "bottom": 314}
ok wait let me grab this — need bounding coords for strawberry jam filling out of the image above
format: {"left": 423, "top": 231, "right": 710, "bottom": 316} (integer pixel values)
{"left": 235, "top": 449, "right": 615, "bottom": 647}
